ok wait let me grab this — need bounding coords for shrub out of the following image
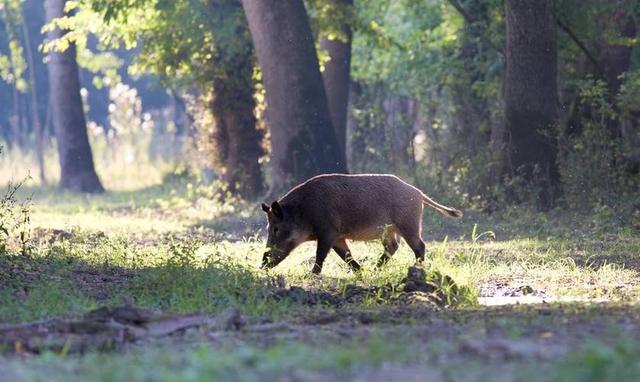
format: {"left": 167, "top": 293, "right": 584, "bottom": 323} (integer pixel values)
{"left": 0, "top": 146, "right": 31, "bottom": 256}
{"left": 558, "top": 79, "right": 640, "bottom": 214}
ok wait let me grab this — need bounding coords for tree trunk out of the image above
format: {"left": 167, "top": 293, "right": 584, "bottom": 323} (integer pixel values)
{"left": 10, "top": 87, "right": 20, "bottom": 149}
{"left": 320, "top": 0, "right": 353, "bottom": 167}
{"left": 45, "top": 0, "right": 104, "bottom": 193}
{"left": 211, "top": 77, "right": 264, "bottom": 199}
{"left": 504, "top": 0, "right": 558, "bottom": 208}
{"left": 204, "top": 0, "right": 264, "bottom": 199}
{"left": 382, "top": 95, "right": 416, "bottom": 175}
{"left": 241, "top": 0, "right": 346, "bottom": 195}
{"left": 21, "top": 8, "right": 46, "bottom": 184}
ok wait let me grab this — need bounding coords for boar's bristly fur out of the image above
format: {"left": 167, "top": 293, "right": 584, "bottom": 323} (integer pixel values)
{"left": 261, "top": 173, "right": 462, "bottom": 274}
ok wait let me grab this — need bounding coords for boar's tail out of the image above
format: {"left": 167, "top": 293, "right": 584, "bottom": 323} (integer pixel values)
{"left": 421, "top": 194, "right": 463, "bottom": 219}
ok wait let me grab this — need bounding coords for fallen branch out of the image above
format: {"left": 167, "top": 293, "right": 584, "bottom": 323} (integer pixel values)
{"left": 0, "top": 305, "right": 214, "bottom": 354}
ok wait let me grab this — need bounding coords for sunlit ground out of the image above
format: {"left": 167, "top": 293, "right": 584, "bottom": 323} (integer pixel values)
{"left": 2, "top": 148, "right": 640, "bottom": 381}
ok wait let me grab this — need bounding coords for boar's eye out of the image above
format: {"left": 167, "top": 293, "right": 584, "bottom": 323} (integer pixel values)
{"left": 273, "top": 227, "right": 279, "bottom": 234}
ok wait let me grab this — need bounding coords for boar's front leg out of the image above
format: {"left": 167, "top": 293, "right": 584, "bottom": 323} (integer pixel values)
{"left": 332, "top": 238, "right": 361, "bottom": 272}
{"left": 311, "top": 233, "right": 336, "bottom": 274}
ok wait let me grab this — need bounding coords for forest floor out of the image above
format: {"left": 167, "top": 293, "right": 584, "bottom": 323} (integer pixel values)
{"left": 1, "top": 177, "right": 640, "bottom": 381}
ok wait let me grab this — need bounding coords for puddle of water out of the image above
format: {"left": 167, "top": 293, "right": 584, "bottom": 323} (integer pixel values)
{"left": 479, "top": 296, "right": 549, "bottom": 306}
{"left": 479, "top": 295, "right": 610, "bottom": 306}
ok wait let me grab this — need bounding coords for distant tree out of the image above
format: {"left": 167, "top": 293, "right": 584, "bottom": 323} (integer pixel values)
{"left": 503, "top": 0, "right": 558, "bottom": 207}
{"left": 319, "top": 0, "right": 353, "bottom": 164}
{"left": 242, "top": 0, "right": 346, "bottom": 194}
{"left": 45, "top": 0, "right": 103, "bottom": 193}
{"left": 0, "top": 0, "right": 28, "bottom": 149}
{"left": 20, "top": 4, "right": 46, "bottom": 184}
{"left": 594, "top": 3, "right": 638, "bottom": 172}
{"left": 65, "top": 0, "right": 264, "bottom": 199}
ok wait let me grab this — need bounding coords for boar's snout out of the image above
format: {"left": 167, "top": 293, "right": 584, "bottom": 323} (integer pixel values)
{"left": 261, "top": 248, "right": 287, "bottom": 269}
{"left": 260, "top": 252, "right": 272, "bottom": 269}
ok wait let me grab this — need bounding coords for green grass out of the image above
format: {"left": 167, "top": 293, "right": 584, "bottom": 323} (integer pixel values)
{"left": 2, "top": 335, "right": 417, "bottom": 382}
{"left": 2, "top": 177, "right": 639, "bottom": 318}
{"left": 2, "top": 158, "right": 640, "bottom": 381}
{"left": 548, "top": 339, "right": 640, "bottom": 382}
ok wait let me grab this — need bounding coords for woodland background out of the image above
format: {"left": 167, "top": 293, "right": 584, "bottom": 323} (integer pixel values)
{"left": 0, "top": 0, "right": 638, "bottom": 213}
{"left": 1, "top": 1, "right": 640, "bottom": 380}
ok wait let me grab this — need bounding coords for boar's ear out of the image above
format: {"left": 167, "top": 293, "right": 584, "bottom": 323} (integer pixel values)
{"left": 261, "top": 203, "right": 270, "bottom": 213}
{"left": 271, "top": 201, "right": 283, "bottom": 220}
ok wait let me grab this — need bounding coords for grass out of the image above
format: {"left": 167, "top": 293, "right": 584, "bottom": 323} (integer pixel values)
{"left": 2, "top": 150, "right": 640, "bottom": 381}
{"left": 2, "top": 335, "right": 418, "bottom": 382}
{"left": 550, "top": 340, "right": 640, "bottom": 381}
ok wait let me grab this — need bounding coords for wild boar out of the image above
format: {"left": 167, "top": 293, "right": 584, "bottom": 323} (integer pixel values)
{"left": 261, "top": 173, "right": 462, "bottom": 274}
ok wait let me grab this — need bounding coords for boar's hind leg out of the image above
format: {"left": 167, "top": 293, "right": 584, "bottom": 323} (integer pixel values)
{"left": 406, "top": 238, "right": 426, "bottom": 262}
{"left": 333, "top": 239, "right": 361, "bottom": 272}
{"left": 397, "top": 222, "right": 426, "bottom": 262}
{"left": 376, "top": 232, "right": 399, "bottom": 268}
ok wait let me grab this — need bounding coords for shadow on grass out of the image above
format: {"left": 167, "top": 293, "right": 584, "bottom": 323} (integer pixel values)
{"left": 0, "top": 235, "right": 286, "bottom": 324}
{"left": 12, "top": 182, "right": 177, "bottom": 211}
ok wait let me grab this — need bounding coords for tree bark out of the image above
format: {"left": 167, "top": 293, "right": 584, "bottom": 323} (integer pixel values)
{"left": 504, "top": 0, "right": 558, "bottom": 207}
{"left": 21, "top": 8, "right": 46, "bottom": 184}
{"left": 211, "top": 77, "right": 264, "bottom": 199}
{"left": 204, "top": 0, "right": 264, "bottom": 199}
{"left": 382, "top": 95, "right": 416, "bottom": 175}
{"left": 320, "top": 0, "right": 353, "bottom": 167}
{"left": 45, "top": 0, "right": 104, "bottom": 193}
{"left": 10, "top": 87, "right": 20, "bottom": 148}
{"left": 241, "top": 0, "right": 346, "bottom": 194}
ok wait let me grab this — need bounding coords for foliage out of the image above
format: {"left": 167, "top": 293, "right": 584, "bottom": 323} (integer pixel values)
{"left": 40, "top": 1, "right": 122, "bottom": 88}
{"left": 559, "top": 78, "right": 639, "bottom": 209}
{"left": 345, "top": 0, "right": 640, "bottom": 211}
{"left": 618, "top": 69, "right": 640, "bottom": 115}
{"left": 104, "top": 82, "right": 155, "bottom": 164}
{"left": 3, "top": 2, "right": 640, "bottom": 379}
{"left": 347, "top": 0, "right": 505, "bottom": 208}
{"left": 45, "top": 0, "right": 249, "bottom": 94}
{"left": 45, "top": 0, "right": 266, "bottom": 195}
{"left": 0, "top": 0, "right": 27, "bottom": 91}
{"left": 0, "top": 146, "right": 31, "bottom": 256}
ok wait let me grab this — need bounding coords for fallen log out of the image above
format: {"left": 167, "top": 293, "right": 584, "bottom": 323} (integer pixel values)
{"left": 0, "top": 305, "right": 213, "bottom": 354}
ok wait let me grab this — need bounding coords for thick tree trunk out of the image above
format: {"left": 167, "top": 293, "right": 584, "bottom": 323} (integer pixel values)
{"left": 241, "top": 0, "right": 346, "bottom": 194}
{"left": 504, "top": 0, "right": 558, "bottom": 207}
{"left": 211, "top": 78, "right": 264, "bottom": 199}
{"left": 45, "top": 0, "right": 104, "bottom": 193}
{"left": 319, "top": 0, "right": 352, "bottom": 166}
{"left": 204, "top": 0, "right": 264, "bottom": 199}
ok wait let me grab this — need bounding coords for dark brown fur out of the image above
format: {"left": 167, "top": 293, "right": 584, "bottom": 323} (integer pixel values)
{"left": 261, "top": 174, "right": 462, "bottom": 274}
